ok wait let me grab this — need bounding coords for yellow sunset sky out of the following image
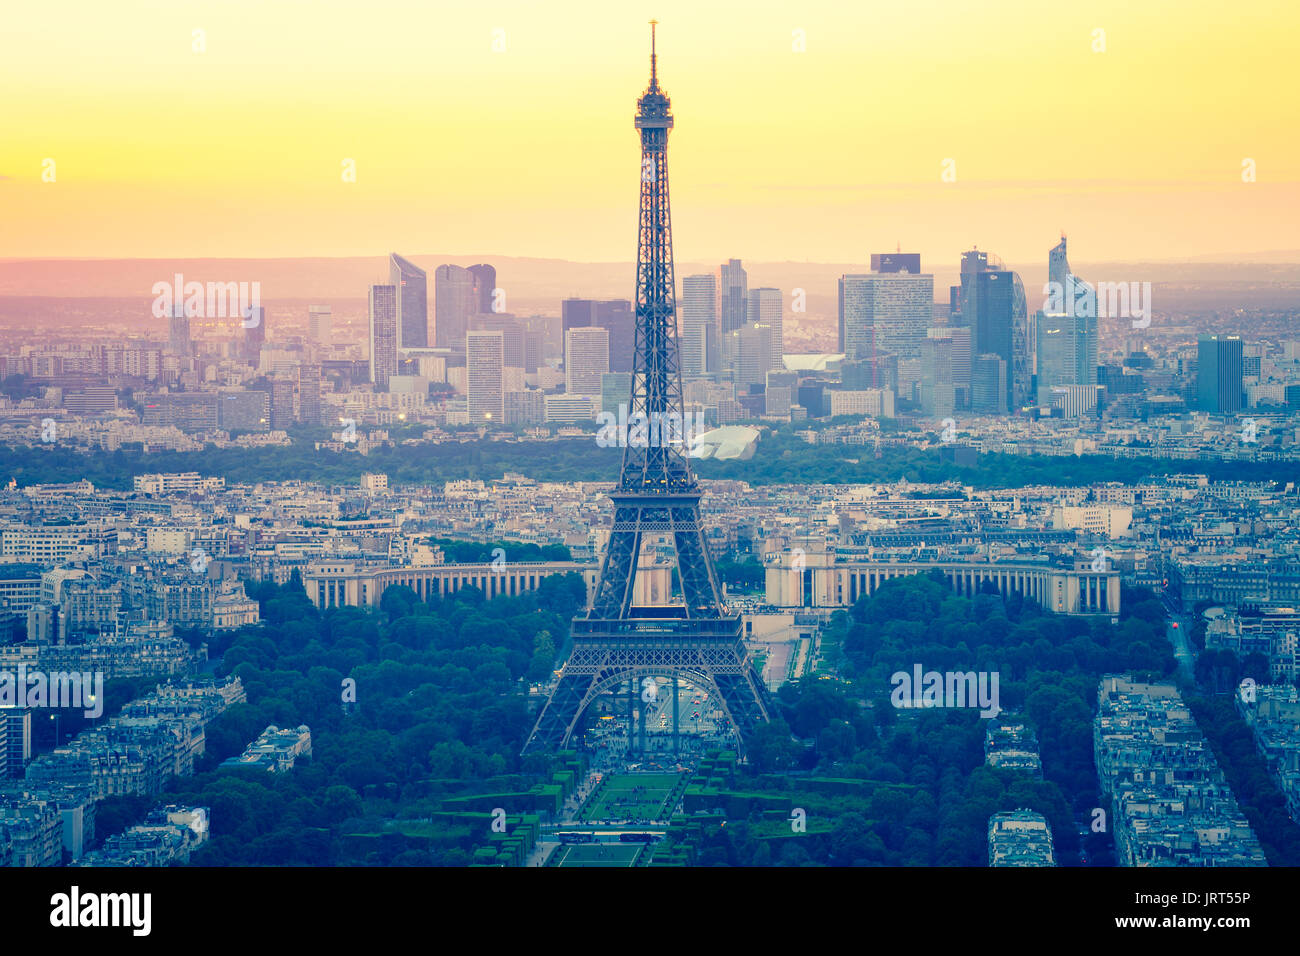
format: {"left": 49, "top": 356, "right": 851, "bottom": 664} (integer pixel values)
{"left": 3, "top": 0, "right": 1297, "bottom": 263}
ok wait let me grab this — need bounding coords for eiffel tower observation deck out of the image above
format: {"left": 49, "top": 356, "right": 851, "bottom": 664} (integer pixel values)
{"left": 523, "top": 23, "right": 773, "bottom": 757}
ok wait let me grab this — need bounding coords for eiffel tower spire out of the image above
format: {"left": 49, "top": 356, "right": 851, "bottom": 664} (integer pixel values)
{"left": 523, "top": 26, "right": 773, "bottom": 757}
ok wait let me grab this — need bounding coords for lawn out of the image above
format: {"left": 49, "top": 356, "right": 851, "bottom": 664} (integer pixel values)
{"left": 550, "top": 843, "right": 643, "bottom": 867}
{"left": 578, "top": 773, "right": 683, "bottom": 822}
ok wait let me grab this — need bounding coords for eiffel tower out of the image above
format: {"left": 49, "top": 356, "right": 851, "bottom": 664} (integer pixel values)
{"left": 522, "top": 23, "right": 773, "bottom": 757}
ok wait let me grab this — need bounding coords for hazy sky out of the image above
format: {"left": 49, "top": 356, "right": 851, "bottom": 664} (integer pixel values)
{"left": 3, "top": 0, "right": 1297, "bottom": 263}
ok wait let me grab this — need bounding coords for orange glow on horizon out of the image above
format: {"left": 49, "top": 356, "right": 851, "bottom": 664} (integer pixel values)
{"left": 2, "top": 0, "right": 1297, "bottom": 263}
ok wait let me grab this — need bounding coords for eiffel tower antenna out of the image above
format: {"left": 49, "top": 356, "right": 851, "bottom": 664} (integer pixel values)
{"left": 649, "top": 19, "right": 658, "bottom": 89}
{"left": 523, "top": 25, "right": 773, "bottom": 758}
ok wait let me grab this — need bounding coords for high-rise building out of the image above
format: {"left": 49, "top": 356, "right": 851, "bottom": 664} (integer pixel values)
{"left": 971, "top": 353, "right": 1008, "bottom": 414}
{"left": 0, "top": 707, "right": 31, "bottom": 777}
{"left": 871, "top": 253, "right": 923, "bottom": 274}
{"left": 368, "top": 284, "right": 399, "bottom": 391}
{"left": 297, "top": 364, "right": 322, "bottom": 425}
{"left": 389, "top": 253, "right": 428, "bottom": 349}
{"left": 308, "top": 305, "right": 332, "bottom": 347}
{"left": 681, "top": 274, "right": 717, "bottom": 379}
{"left": 1243, "top": 343, "right": 1265, "bottom": 380}
{"left": 218, "top": 389, "right": 268, "bottom": 430}
{"left": 565, "top": 326, "right": 610, "bottom": 396}
{"left": 522, "top": 330, "right": 544, "bottom": 374}
{"left": 435, "top": 265, "right": 476, "bottom": 350}
{"left": 1045, "top": 384, "right": 1102, "bottom": 418}
{"left": 561, "top": 298, "right": 598, "bottom": 332}
{"left": 562, "top": 298, "right": 635, "bottom": 372}
{"left": 765, "top": 386, "right": 793, "bottom": 417}
{"left": 466, "top": 330, "right": 505, "bottom": 423}
{"left": 601, "top": 371, "right": 634, "bottom": 416}
{"left": 269, "top": 377, "right": 295, "bottom": 430}
{"left": 798, "top": 380, "right": 826, "bottom": 417}
{"left": 601, "top": 304, "right": 636, "bottom": 372}
{"left": 1198, "top": 334, "right": 1244, "bottom": 414}
{"left": 920, "top": 330, "right": 955, "bottom": 418}
{"left": 543, "top": 393, "right": 595, "bottom": 423}
{"left": 1037, "top": 313, "right": 1098, "bottom": 405}
{"left": 829, "top": 388, "right": 894, "bottom": 418}
{"left": 746, "top": 287, "right": 784, "bottom": 370}
{"left": 243, "top": 306, "right": 266, "bottom": 363}
{"left": 719, "top": 259, "right": 747, "bottom": 336}
{"left": 838, "top": 260, "right": 932, "bottom": 364}
{"left": 468, "top": 264, "right": 497, "bottom": 315}
{"left": 948, "top": 325, "right": 972, "bottom": 409}
{"left": 1048, "top": 235, "right": 1071, "bottom": 289}
{"left": 956, "top": 248, "right": 989, "bottom": 319}
{"left": 504, "top": 389, "right": 544, "bottom": 426}
{"left": 469, "top": 314, "right": 525, "bottom": 369}
{"left": 731, "top": 323, "right": 772, "bottom": 390}
{"left": 766, "top": 370, "right": 798, "bottom": 417}
{"left": 168, "top": 303, "right": 190, "bottom": 357}
{"left": 960, "top": 250, "right": 1029, "bottom": 411}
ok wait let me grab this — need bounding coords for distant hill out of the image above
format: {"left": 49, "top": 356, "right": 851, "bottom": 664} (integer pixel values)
{"left": 0, "top": 256, "right": 1297, "bottom": 319}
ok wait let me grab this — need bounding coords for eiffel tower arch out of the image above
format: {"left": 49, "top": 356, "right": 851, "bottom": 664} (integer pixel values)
{"left": 523, "top": 23, "right": 774, "bottom": 756}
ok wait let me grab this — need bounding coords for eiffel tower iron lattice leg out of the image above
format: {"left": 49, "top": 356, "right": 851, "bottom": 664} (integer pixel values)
{"left": 522, "top": 618, "right": 774, "bottom": 755}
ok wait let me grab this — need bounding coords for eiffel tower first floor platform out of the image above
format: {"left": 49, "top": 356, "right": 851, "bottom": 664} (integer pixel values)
{"left": 521, "top": 612, "right": 775, "bottom": 756}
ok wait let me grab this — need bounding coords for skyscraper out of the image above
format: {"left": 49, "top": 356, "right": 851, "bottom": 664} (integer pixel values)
{"left": 601, "top": 371, "right": 634, "bottom": 416}
{"left": 1, "top": 707, "right": 31, "bottom": 777}
{"left": 731, "top": 323, "right": 772, "bottom": 391}
{"left": 168, "top": 303, "right": 190, "bottom": 357}
{"left": 1198, "top": 334, "right": 1244, "bottom": 414}
{"left": 1048, "top": 235, "right": 1071, "bottom": 289}
{"left": 920, "top": 330, "right": 955, "bottom": 418}
{"left": 504, "top": 389, "right": 545, "bottom": 425}
{"left": 719, "top": 259, "right": 747, "bottom": 336}
{"left": 389, "top": 253, "right": 428, "bottom": 349}
{"left": 746, "top": 287, "right": 784, "bottom": 370}
{"left": 959, "top": 250, "right": 1029, "bottom": 412}
{"left": 680, "top": 273, "right": 717, "bottom": 379}
{"left": 601, "top": 303, "right": 636, "bottom": 373}
{"left": 971, "top": 353, "right": 1008, "bottom": 414}
{"left": 297, "top": 364, "right": 322, "bottom": 425}
{"left": 269, "top": 377, "right": 295, "bottom": 430}
{"left": 838, "top": 260, "right": 932, "bottom": 364}
{"left": 466, "top": 330, "right": 505, "bottom": 423}
{"left": 1036, "top": 237, "right": 1098, "bottom": 405}
{"left": 871, "top": 252, "right": 922, "bottom": 274}
{"left": 307, "top": 305, "right": 332, "bottom": 347}
{"left": 368, "top": 284, "right": 398, "bottom": 391}
{"left": 242, "top": 306, "right": 266, "bottom": 364}
{"left": 469, "top": 313, "right": 526, "bottom": 369}
{"left": 565, "top": 326, "right": 609, "bottom": 396}
{"left": 435, "top": 264, "right": 476, "bottom": 350}
{"left": 1037, "top": 315, "right": 1098, "bottom": 404}
{"left": 562, "top": 298, "right": 634, "bottom": 372}
{"left": 948, "top": 325, "right": 972, "bottom": 409}
{"left": 468, "top": 264, "right": 497, "bottom": 314}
